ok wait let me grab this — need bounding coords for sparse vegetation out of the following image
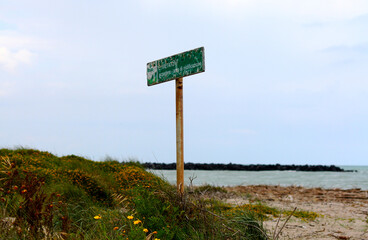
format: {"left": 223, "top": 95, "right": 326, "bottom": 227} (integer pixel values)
{"left": 194, "top": 184, "right": 228, "bottom": 194}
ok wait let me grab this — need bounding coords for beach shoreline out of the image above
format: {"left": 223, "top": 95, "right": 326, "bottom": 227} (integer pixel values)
{"left": 149, "top": 167, "right": 368, "bottom": 190}
{"left": 222, "top": 185, "right": 368, "bottom": 239}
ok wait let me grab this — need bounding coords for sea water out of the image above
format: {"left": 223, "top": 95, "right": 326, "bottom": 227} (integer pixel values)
{"left": 149, "top": 166, "right": 368, "bottom": 190}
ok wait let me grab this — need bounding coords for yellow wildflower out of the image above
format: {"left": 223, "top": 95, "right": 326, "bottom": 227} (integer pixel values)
{"left": 127, "top": 215, "right": 134, "bottom": 220}
{"left": 143, "top": 228, "right": 148, "bottom": 233}
{"left": 94, "top": 215, "right": 101, "bottom": 220}
{"left": 113, "top": 227, "right": 119, "bottom": 231}
{"left": 133, "top": 220, "right": 141, "bottom": 225}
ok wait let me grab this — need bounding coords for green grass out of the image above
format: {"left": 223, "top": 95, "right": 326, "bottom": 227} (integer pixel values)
{"left": 0, "top": 148, "right": 270, "bottom": 240}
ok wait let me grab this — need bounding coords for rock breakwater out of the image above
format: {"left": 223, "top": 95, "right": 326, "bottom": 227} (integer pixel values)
{"left": 143, "top": 163, "right": 355, "bottom": 172}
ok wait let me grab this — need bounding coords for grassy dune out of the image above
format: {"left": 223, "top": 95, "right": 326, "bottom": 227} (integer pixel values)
{"left": 0, "top": 148, "right": 267, "bottom": 240}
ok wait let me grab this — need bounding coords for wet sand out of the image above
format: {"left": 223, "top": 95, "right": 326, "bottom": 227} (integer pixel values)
{"left": 224, "top": 185, "right": 368, "bottom": 240}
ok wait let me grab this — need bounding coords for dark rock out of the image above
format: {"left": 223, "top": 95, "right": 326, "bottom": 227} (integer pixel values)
{"left": 142, "top": 163, "right": 354, "bottom": 172}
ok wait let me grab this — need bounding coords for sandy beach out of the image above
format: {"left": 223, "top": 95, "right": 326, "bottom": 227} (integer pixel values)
{"left": 223, "top": 185, "right": 368, "bottom": 240}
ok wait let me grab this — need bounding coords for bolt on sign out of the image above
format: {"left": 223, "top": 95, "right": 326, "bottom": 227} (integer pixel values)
{"left": 147, "top": 47, "right": 205, "bottom": 86}
{"left": 147, "top": 47, "right": 205, "bottom": 194}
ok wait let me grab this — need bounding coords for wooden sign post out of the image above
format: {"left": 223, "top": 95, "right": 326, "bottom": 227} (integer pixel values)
{"left": 176, "top": 77, "right": 184, "bottom": 193}
{"left": 147, "top": 47, "right": 205, "bottom": 194}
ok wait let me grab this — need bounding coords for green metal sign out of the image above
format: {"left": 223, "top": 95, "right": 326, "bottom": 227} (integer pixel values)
{"left": 147, "top": 47, "right": 205, "bottom": 86}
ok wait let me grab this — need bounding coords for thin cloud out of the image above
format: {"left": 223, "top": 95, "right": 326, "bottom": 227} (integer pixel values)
{"left": 143, "top": 0, "right": 368, "bottom": 21}
{"left": 0, "top": 32, "right": 36, "bottom": 49}
{"left": 322, "top": 43, "right": 368, "bottom": 54}
{"left": 260, "top": 0, "right": 368, "bottom": 20}
{"left": 0, "top": 30, "right": 45, "bottom": 72}
{"left": 0, "top": 47, "right": 34, "bottom": 72}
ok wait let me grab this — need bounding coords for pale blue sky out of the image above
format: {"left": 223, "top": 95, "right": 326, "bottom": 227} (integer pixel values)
{"left": 1, "top": 0, "right": 368, "bottom": 165}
